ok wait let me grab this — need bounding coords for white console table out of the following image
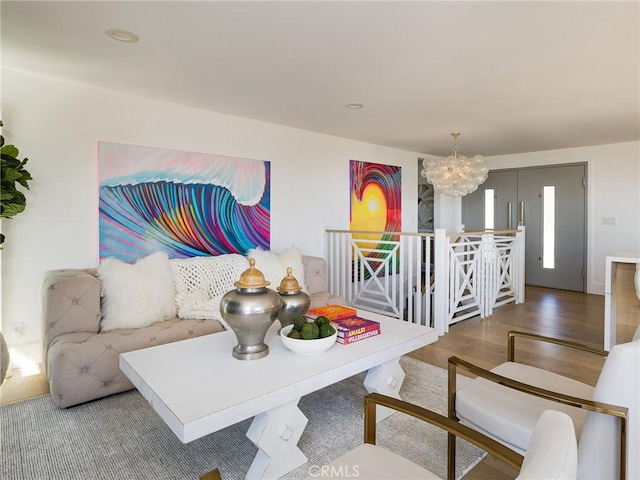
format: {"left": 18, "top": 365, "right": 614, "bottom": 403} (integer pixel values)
{"left": 604, "top": 251, "right": 640, "bottom": 350}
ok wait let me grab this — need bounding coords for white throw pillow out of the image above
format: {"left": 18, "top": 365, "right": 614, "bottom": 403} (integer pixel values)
{"left": 245, "top": 247, "right": 308, "bottom": 292}
{"left": 98, "top": 252, "right": 177, "bottom": 331}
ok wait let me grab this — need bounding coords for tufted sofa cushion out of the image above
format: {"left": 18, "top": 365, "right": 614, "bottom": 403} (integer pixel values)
{"left": 47, "top": 318, "right": 223, "bottom": 408}
{"left": 42, "top": 269, "right": 225, "bottom": 408}
{"left": 42, "top": 268, "right": 102, "bottom": 363}
{"left": 302, "top": 255, "right": 346, "bottom": 308}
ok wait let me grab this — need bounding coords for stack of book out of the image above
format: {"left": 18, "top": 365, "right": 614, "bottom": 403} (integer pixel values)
{"left": 306, "top": 305, "right": 381, "bottom": 345}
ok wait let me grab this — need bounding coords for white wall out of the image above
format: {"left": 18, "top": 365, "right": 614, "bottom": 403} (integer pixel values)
{"left": 434, "top": 194, "right": 462, "bottom": 232}
{"left": 4, "top": 68, "right": 637, "bottom": 360}
{"left": 487, "top": 142, "right": 640, "bottom": 294}
{"left": 0, "top": 69, "right": 421, "bottom": 359}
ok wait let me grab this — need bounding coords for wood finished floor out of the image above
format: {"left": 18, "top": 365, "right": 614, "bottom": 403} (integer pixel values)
{"left": 1, "top": 269, "right": 638, "bottom": 479}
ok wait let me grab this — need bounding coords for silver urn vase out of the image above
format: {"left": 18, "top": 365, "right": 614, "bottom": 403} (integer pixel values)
{"left": 277, "top": 267, "right": 310, "bottom": 332}
{"left": 220, "top": 258, "right": 283, "bottom": 360}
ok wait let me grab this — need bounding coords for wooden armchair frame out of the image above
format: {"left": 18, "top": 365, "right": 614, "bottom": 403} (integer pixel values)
{"left": 447, "top": 331, "right": 629, "bottom": 480}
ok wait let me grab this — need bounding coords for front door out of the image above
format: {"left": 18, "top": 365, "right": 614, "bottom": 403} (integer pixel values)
{"left": 462, "top": 164, "right": 586, "bottom": 292}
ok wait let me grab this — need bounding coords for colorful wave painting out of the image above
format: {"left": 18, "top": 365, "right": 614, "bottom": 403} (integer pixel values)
{"left": 349, "top": 160, "right": 401, "bottom": 278}
{"left": 99, "top": 143, "right": 270, "bottom": 262}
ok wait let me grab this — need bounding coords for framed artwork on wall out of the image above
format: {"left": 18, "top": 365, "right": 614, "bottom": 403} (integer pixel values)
{"left": 349, "top": 159, "right": 401, "bottom": 233}
{"left": 98, "top": 142, "right": 270, "bottom": 262}
{"left": 349, "top": 160, "right": 402, "bottom": 278}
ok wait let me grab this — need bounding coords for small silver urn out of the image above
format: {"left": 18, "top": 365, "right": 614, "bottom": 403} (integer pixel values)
{"left": 277, "top": 267, "right": 311, "bottom": 332}
{"left": 220, "top": 258, "right": 283, "bottom": 360}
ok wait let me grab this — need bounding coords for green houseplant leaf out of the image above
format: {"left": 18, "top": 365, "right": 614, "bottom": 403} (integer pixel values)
{"left": 0, "top": 120, "right": 33, "bottom": 245}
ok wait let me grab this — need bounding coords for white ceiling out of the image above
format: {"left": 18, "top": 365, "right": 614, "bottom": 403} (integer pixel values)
{"left": 2, "top": 1, "right": 639, "bottom": 156}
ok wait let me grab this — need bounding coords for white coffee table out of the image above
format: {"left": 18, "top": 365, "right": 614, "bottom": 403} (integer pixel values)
{"left": 120, "top": 309, "right": 437, "bottom": 479}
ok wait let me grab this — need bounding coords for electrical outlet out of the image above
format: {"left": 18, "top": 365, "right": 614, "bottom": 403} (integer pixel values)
{"left": 11, "top": 322, "right": 24, "bottom": 337}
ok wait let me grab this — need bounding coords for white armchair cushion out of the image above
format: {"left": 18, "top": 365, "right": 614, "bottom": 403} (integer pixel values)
{"left": 456, "top": 362, "right": 593, "bottom": 453}
{"left": 516, "top": 410, "right": 577, "bottom": 480}
{"left": 456, "top": 336, "right": 638, "bottom": 479}
{"left": 577, "top": 338, "right": 640, "bottom": 480}
{"left": 312, "top": 411, "right": 577, "bottom": 480}
{"left": 308, "top": 443, "right": 439, "bottom": 480}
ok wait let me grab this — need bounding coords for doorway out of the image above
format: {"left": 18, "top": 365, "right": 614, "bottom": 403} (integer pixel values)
{"left": 462, "top": 164, "right": 587, "bottom": 292}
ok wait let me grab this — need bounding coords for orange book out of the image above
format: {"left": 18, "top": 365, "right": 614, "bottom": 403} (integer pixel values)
{"left": 306, "top": 304, "right": 357, "bottom": 321}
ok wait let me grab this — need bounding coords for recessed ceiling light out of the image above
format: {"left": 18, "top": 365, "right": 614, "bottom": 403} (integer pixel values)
{"left": 105, "top": 28, "right": 140, "bottom": 43}
{"left": 345, "top": 103, "right": 365, "bottom": 109}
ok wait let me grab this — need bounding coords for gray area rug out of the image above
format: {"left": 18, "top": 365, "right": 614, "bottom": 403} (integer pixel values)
{"left": 1, "top": 357, "right": 484, "bottom": 480}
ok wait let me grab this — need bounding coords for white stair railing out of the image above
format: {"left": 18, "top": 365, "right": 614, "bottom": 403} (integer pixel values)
{"left": 326, "top": 230, "right": 432, "bottom": 326}
{"left": 433, "top": 228, "right": 525, "bottom": 334}
{"left": 325, "top": 227, "right": 525, "bottom": 335}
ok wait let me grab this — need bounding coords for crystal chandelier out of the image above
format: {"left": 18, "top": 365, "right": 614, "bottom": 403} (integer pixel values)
{"left": 421, "top": 132, "right": 489, "bottom": 197}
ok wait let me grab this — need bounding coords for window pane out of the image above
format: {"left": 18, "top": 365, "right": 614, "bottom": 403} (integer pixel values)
{"left": 484, "top": 189, "right": 495, "bottom": 229}
{"left": 543, "top": 186, "right": 555, "bottom": 269}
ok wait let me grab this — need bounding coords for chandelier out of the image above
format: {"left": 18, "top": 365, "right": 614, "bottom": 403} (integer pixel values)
{"left": 421, "top": 132, "right": 489, "bottom": 197}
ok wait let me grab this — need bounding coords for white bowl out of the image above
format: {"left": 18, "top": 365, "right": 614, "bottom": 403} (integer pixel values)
{"left": 280, "top": 324, "right": 337, "bottom": 355}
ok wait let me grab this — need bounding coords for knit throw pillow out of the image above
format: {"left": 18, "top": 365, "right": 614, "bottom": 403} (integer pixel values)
{"left": 170, "top": 254, "right": 249, "bottom": 326}
{"left": 98, "top": 252, "right": 177, "bottom": 331}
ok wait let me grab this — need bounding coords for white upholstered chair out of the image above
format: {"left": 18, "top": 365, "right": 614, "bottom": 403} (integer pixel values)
{"left": 314, "top": 393, "right": 577, "bottom": 480}
{"left": 448, "top": 327, "right": 640, "bottom": 480}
